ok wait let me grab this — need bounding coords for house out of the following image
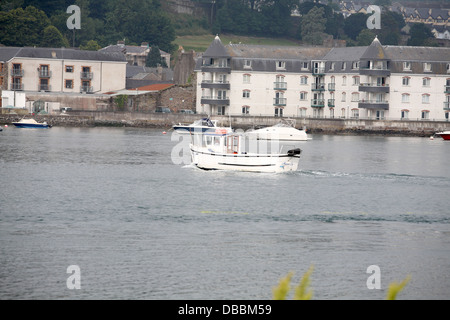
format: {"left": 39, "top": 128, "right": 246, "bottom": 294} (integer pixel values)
{"left": 195, "top": 36, "right": 450, "bottom": 121}
{"left": 100, "top": 42, "right": 171, "bottom": 68}
{"left": 0, "top": 46, "right": 127, "bottom": 112}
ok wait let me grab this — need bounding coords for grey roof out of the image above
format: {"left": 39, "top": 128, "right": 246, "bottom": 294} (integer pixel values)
{"left": 361, "top": 37, "right": 389, "bottom": 60}
{"left": 227, "top": 44, "right": 330, "bottom": 60}
{"left": 385, "top": 46, "right": 450, "bottom": 62}
{"left": 203, "top": 36, "right": 230, "bottom": 58}
{"left": 0, "top": 47, "right": 126, "bottom": 62}
{"left": 322, "top": 46, "right": 367, "bottom": 61}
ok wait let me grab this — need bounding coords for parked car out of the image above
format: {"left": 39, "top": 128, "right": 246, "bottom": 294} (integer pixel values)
{"left": 155, "top": 107, "right": 171, "bottom": 113}
{"left": 178, "top": 109, "right": 195, "bottom": 114}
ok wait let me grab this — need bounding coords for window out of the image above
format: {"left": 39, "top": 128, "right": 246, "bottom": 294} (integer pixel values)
{"left": 244, "top": 60, "right": 252, "bottom": 69}
{"left": 300, "top": 76, "right": 308, "bottom": 85}
{"left": 401, "top": 110, "right": 409, "bottom": 120}
{"left": 242, "top": 106, "right": 250, "bottom": 114}
{"left": 352, "top": 76, "right": 360, "bottom": 86}
{"left": 298, "top": 108, "right": 307, "bottom": 118}
{"left": 242, "top": 90, "right": 250, "bottom": 99}
{"left": 276, "top": 61, "right": 286, "bottom": 70}
{"left": 342, "top": 76, "right": 347, "bottom": 86}
{"left": 351, "top": 109, "right": 359, "bottom": 119}
{"left": 0, "top": 63, "right": 4, "bottom": 72}
{"left": 403, "top": 62, "right": 411, "bottom": 71}
{"left": 352, "top": 61, "right": 359, "bottom": 70}
{"left": 341, "top": 62, "right": 346, "bottom": 70}
{"left": 351, "top": 92, "right": 359, "bottom": 102}
{"left": 300, "top": 92, "right": 308, "bottom": 101}
{"left": 402, "top": 77, "right": 410, "bottom": 86}
{"left": 447, "top": 63, "right": 450, "bottom": 73}
{"left": 423, "top": 62, "right": 432, "bottom": 72}
{"left": 65, "top": 79, "right": 73, "bottom": 89}
{"left": 422, "top": 94, "right": 430, "bottom": 104}
{"left": 329, "top": 62, "right": 335, "bottom": 71}
{"left": 421, "top": 110, "right": 430, "bottom": 120}
{"left": 402, "top": 94, "right": 410, "bottom": 103}
{"left": 301, "top": 62, "right": 309, "bottom": 70}
{"left": 66, "top": 65, "right": 74, "bottom": 73}
{"left": 422, "top": 77, "right": 431, "bottom": 87}
{"left": 275, "top": 107, "right": 283, "bottom": 117}
{"left": 243, "top": 74, "right": 251, "bottom": 84}
{"left": 341, "top": 92, "right": 347, "bottom": 102}
{"left": 217, "top": 106, "right": 226, "bottom": 115}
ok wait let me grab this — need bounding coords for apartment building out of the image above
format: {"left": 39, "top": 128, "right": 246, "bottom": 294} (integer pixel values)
{"left": 0, "top": 47, "right": 127, "bottom": 99}
{"left": 196, "top": 36, "right": 450, "bottom": 121}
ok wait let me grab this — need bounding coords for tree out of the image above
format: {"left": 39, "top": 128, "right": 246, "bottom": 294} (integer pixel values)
{"left": 0, "top": 6, "right": 51, "bottom": 46}
{"left": 377, "top": 11, "right": 405, "bottom": 45}
{"left": 300, "top": 6, "right": 327, "bottom": 45}
{"left": 80, "top": 40, "right": 101, "bottom": 51}
{"left": 41, "top": 25, "right": 69, "bottom": 47}
{"left": 343, "top": 13, "right": 369, "bottom": 40}
{"left": 146, "top": 45, "right": 167, "bottom": 68}
{"left": 356, "top": 29, "right": 376, "bottom": 46}
{"left": 407, "top": 23, "right": 436, "bottom": 46}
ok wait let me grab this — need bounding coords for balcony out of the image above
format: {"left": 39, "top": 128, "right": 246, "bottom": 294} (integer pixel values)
{"left": 201, "top": 80, "right": 230, "bottom": 90}
{"left": 81, "top": 72, "right": 93, "bottom": 80}
{"left": 201, "top": 64, "right": 231, "bottom": 74}
{"left": 328, "top": 83, "right": 335, "bottom": 91}
{"left": 11, "top": 69, "right": 24, "bottom": 77}
{"left": 358, "top": 100, "right": 389, "bottom": 110}
{"left": 312, "top": 67, "right": 325, "bottom": 75}
{"left": 80, "top": 86, "right": 94, "bottom": 93}
{"left": 274, "top": 82, "right": 287, "bottom": 90}
{"left": 328, "top": 99, "right": 335, "bottom": 107}
{"left": 311, "top": 83, "right": 325, "bottom": 91}
{"left": 444, "top": 101, "right": 450, "bottom": 110}
{"left": 358, "top": 83, "right": 390, "bottom": 93}
{"left": 39, "top": 70, "right": 52, "bottom": 78}
{"left": 39, "top": 84, "right": 51, "bottom": 91}
{"left": 359, "top": 67, "right": 390, "bottom": 76}
{"left": 445, "top": 85, "right": 450, "bottom": 94}
{"left": 11, "top": 83, "right": 24, "bottom": 91}
{"left": 201, "top": 96, "right": 230, "bottom": 106}
{"left": 311, "top": 99, "right": 325, "bottom": 108}
{"left": 273, "top": 98, "right": 287, "bottom": 106}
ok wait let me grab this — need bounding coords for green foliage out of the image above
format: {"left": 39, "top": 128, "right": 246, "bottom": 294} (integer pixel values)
{"left": 114, "top": 95, "right": 128, "bottom": 111}
{"left": 273, "top": 266, "right": 314, "bottom": 300}
{"left": 301, "top": 6, "right": 327, "bottom": 45}
{"left": 80, "top": 40, "right": 101, "bottom": 51}
{"left": 41, "top": 25, "right": 69, "bottom": 47}
{"left": 146, "top": 45, "right": 167, "bottom": 68}
{"left": 408, "top": 23, "right": 437, "bottom": 46}
{"left": 386, "top": 275, "right": 411, "bottom": 300}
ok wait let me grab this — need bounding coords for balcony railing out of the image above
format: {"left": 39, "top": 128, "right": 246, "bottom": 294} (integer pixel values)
{"left": 358, "top": 83, "right": 390, "bottom": 93}
{"left": 311, "top": 99, "right": 325, "bottom": 107}
{"left": 328, "top": 99, "right": 335, "bottom": 107}
{"left": 39, "top": 70, "right": 52, "bottom": 78}
{"left": 201, "top": 80, "right": 230, "bottom": 90}
{"left": 39, "top": 84, "right": 51, "bottom": 91}
{"left": 11, "top": 83, "right": 24, "bottom": 90}
{"left": 328, "top": 83, "right": 335, "bottom": 91}
{"left": 444, "top": 101, "right": 450, "bottom": 110}
{"left": 274, "top": 82, "right": 287, "bottom": 90}
{"left": 445, "top": 85, "right": 450, "bottom": 93}
{"left": 311, "top": 83, "right": 325, "bottom": 91}
{"left": 80, "top": 86, "right": 93, "bottom": 93}
{"left": 273, "top": 98, "right": 287, "bottom": 106}
{"left": 201, "top": 96, "right": 230, "bottom": 105}
{"left": 81, "top": 72, "right": 93, "bottom": 80}
{"left": 11, "top": 69, "right": 24, "bottom": 77}
{"left": 312, "top": 67, "right": 325, "bottom": 75}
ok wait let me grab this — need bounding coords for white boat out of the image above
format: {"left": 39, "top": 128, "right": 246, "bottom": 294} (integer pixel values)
{"left": 190, "top": 132, "right": 302, "bottom": 173}
{"left": 173, "top": 118, "right": 232, "bottom": 135}
{"left": 247, "top": 119, "right": 309, "bottom": 141}
{"left": 12, "top": 118, "right": 51, "bottom": 129}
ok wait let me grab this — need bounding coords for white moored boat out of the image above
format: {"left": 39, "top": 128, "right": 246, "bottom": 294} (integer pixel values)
{"left": 247, "top": 119, "right": 309, "bottom": 141}
{"left": 190, "top": 132, "right": 302, "bottom": 173}
{"left": 173, "top": 118, "right": 232, "bottom": 135}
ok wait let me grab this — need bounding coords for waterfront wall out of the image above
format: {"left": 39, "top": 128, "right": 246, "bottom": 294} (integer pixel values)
{"left": 1, "top": 112, "right": 449, "bottom": 136}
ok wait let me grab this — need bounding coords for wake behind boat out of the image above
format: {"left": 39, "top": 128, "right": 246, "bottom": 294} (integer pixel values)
{"left": 12, "top": 118, "right": 51, "bottom": 129}
{"left": 190, "top": 131, "right": 301, "bottom": 173}
{"left": 173, "top": 118, "right": 232, "bottom": 135}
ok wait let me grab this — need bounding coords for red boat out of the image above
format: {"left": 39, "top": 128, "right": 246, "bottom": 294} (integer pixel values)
{"left": 436, "top": 131, "right": 450, "bottom": 141}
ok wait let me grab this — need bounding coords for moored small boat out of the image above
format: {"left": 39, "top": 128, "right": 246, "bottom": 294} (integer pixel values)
{"left": 436, "top": 131, "right": 450, "bottom": 141}
{"left": 12, "top": 118, "right": 51, "bottom": 129}
{"left": 173, "top": 118, "right": 232, "bottom": 135}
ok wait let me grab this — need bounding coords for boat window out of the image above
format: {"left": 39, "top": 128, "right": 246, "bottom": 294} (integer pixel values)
{"left": 206, "top": 136, "right": 213, "bottom": 145}
{"left": 214, "top": 137, "right": 220, "bottom": 146}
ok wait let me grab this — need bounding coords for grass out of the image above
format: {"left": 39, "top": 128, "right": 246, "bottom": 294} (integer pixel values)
{"left": 173, "top": 33, "right": 301, "bottom": 52}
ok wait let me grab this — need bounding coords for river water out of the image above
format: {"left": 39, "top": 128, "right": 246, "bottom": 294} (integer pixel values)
{"left": 0, "top": 126, "right": 449, "bottom": 300}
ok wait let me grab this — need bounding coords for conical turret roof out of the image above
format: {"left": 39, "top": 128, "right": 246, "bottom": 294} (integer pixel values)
{"left": 203, "top": 36, "right": 230, "bottom": 58}
{"left": 361, "top": 36, "right": 389, "bottom": 60}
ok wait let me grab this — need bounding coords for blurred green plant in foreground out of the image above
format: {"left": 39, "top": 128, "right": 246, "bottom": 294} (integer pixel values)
{"left": 273, "top": 266, "right": 411, "bottom": 300}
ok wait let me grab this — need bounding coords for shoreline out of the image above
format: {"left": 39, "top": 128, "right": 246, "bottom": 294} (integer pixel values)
{"left": 1, "top": 113, "right": 448, "bottom": 138}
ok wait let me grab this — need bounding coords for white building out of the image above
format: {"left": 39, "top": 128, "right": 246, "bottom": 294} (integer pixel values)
{"left": 196, "top": 36, "right": 450, "bottom": 121}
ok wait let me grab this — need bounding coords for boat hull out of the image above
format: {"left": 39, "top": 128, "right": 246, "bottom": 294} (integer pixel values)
{"left": 436, "top": 132, "right": 450, "bottom": 140}
{"left": 247, "top": 127, "right": 308, "bottom": 141}
{"left": 13, "top": 123, "right": 49, "bottom": 129}
{"left": 190, "top": 146, "right": 300, "bottom": 173}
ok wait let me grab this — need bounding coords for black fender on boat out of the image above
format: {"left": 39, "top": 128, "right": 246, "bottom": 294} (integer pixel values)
{"left": 287, "top": 148, "right": 301, "bottom": 156}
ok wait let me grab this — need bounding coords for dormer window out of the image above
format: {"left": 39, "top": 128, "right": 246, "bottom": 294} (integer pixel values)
{"left": 276, "top": 61, "right": 286, "bottom": 70}
{"left": 403, "top": 62, "right": 411, "bottom": 71}
{"left": 301, "top": 62, "right": 309, "bottom": 70}
{"left": 244, "top": 60, "right": 252, "bottom": 69}
{"left": 423, "top": 62, "right": 432, "bottom": 72}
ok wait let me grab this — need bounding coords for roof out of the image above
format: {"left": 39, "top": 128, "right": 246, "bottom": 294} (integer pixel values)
{"left": 203, "top": 36, "right": 230, "bottom": 58}
{"left": 322, "top": 46, "right": 367, "bottom": 61}
{"left": 227, "top": 44, "right": 330, "bottom": 60}
{"left": 360, "top": 37, "right": 389, "bottom": 60}
{"left": 385, "top": 45, "right": 450, "bottom": 62}
{"left": 0, "top": 47, "right": 126, "bottom": 62}
{"left": 130, "top": 83, "right": 174, "bottom": 92}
